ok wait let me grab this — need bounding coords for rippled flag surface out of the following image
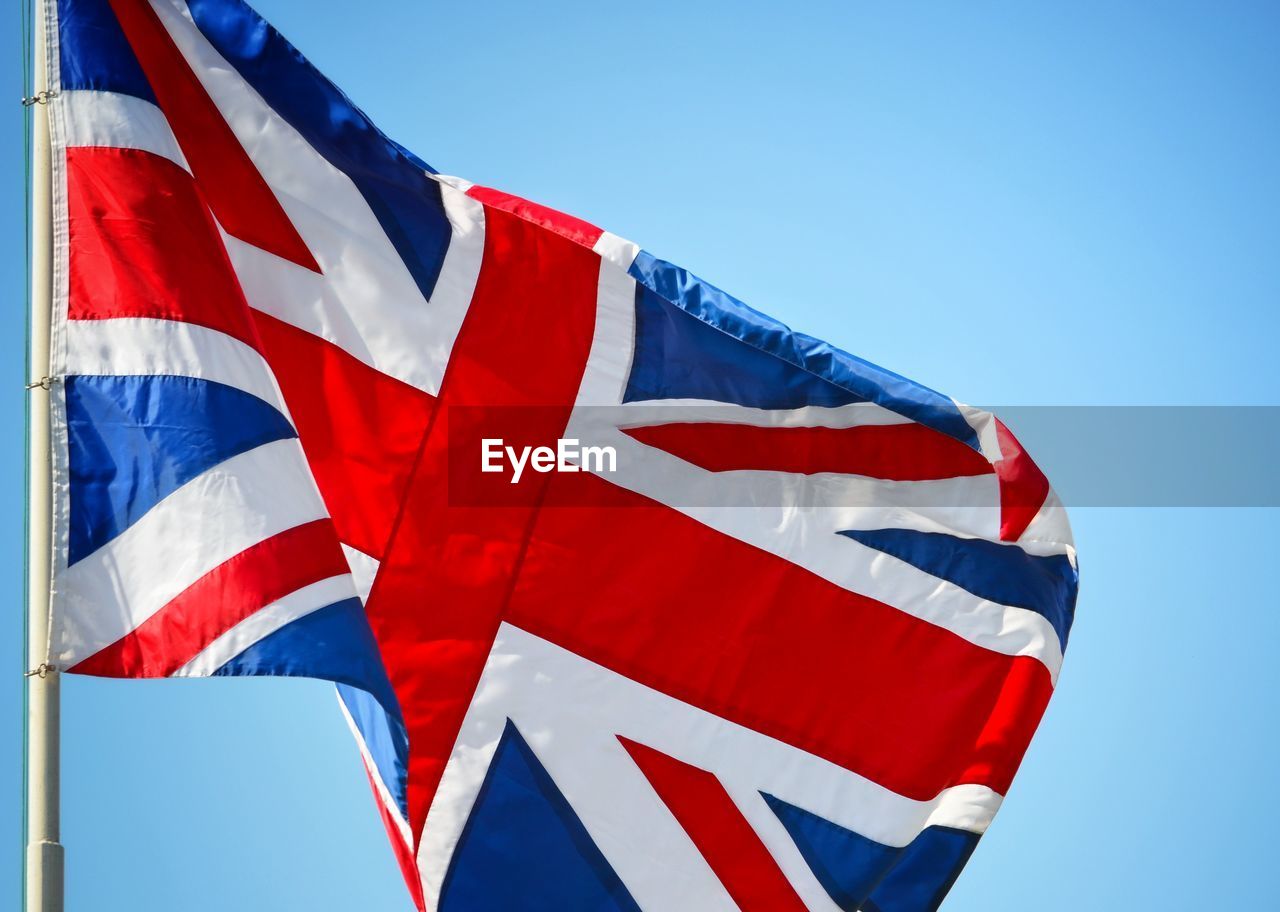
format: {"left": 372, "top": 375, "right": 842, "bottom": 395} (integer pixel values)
{"left": 45, "top": 1, "right": 1079, "bottom": 908}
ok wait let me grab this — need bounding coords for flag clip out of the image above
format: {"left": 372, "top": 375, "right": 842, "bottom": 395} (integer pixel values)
{"left": 24, "top": 663, "right": 57, "bottom": 679}
{"left": 21, "top": 90, "right": 57, "bottom": 107}
{"left": 25, "top": 376, "right": 59, "bottom": 391}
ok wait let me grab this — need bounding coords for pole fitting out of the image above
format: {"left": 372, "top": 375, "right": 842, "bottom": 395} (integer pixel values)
{"left": 24, "top": 663, "right": 57, "bottom": 679}
{"left": 21, "top": 90, "right": 57, "bottom": 107}
{"left": 25, "top": 376, "right": 58, "bottom": 391}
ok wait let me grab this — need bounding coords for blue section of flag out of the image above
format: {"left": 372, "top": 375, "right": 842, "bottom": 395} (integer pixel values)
{"left": 185, "top": 0, "right": 453, "bottom": 303}
{"left": 626, "top": 284, "right": 868, "bottom": 409}
{"left": 57, "top": 0, "right": 157, "bottom": 102}
{"left": 337, "top": 682, "right": 410, "bottom": 819}
{"left": 765, "top": 793, "right": 980, "bottom": 912}
{"left": 626, "top": 250, "right": 980, "bottom": 449}
{"left": 214, "top": 598, "right": 403, "bottom": 735}
{"left": 64, "top": 374, "right": 295, "bottom": 565}
{"left": 864, "top": 827, "right": 980, "bottom": 912}
{"left": 840, "top": 528, "right": 1078, "bottom": 648}
{"left": 762, "top": 793, "right": 897, "bottom": 910}
{"left": 439, "top": 720, "right": 642, "bottom": 912}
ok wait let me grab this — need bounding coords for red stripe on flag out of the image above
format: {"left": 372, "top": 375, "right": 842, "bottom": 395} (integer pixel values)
{"left": 67, "top": 147, "right": 262, "bottom": 350}
{"left": 466, "top": 184, "right": 605, "bottom": 249}
{"left": 507, "top": 471, "right": 1053, "bottom": 800}
{"left": 106, "top": 0, "right": 320, "bottom": 272}
{"left": 623, "top": 421, "right": 996, "bottom": 480}
{"left": 993, "top": 418, "right": 1051, "bottom": 542}
{"left": 71, "top": 519, "right": 349, "bottom": 678}
{"left": 252, "top": 313, "right": 436, "bottom": 560}
{"left": 364, "top": 205, "right": 601, "bottom": 839}
{"left": 619, "top": 738, "right": 810, "bottom": 912}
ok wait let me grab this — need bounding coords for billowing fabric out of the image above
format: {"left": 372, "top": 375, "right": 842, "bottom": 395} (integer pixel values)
{"left": 44, "top": 1, "right": 1079, "bottom": 910}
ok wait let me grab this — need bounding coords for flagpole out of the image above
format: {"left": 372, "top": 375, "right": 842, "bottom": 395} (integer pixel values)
{"left": 25, "top": 0, "right": 63, "bottom": 907}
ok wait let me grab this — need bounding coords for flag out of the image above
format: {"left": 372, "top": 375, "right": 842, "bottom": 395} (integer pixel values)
{"left": 44, "top": 1, "right": 1079, "bottom": 909}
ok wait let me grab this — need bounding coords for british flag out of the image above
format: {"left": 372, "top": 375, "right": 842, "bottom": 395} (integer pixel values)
{"left": 43, "top": 1, "right": 1079, "bottom": 909}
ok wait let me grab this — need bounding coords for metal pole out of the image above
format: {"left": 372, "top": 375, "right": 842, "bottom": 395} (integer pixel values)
{"left": 26, "top": 0, "right": 63, "bottom": 907}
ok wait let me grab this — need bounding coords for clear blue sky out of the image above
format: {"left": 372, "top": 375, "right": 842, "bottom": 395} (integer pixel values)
{"left": 4, "top": 1, "right": 1279, "bottom": 909}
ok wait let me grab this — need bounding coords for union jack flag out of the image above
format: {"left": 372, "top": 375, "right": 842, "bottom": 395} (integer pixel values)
{"left": 44, "top": 1, "right": 1078, "bottom": 909}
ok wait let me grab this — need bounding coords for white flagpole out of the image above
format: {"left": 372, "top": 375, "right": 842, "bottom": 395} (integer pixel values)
{"left": 25, "top": 0, "right": 63, "bottom": 907}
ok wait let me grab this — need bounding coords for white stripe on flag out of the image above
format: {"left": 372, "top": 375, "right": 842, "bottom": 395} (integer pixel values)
{"left": 340, "top": 544, "right": 380, "bottom": 605}
{"left": 62, "top": 317, "right": 291, "bottom": 420}
{"left": 55, "top": 438, "right": 329, "bottom": 665}
{"left": 611, "top": 398, "right": 921, "bottom": 428}
{"left": 1017, "top": 490, "right": 1077, "bottom": 558}
{"left": 592, "top": 231, "right": 641, "bottom": 272}
{"left": 415, "top": 183, "right": 485, "bottom": 394}
{"left": 58, "top": 89, "right": 189, "bottom": 172}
